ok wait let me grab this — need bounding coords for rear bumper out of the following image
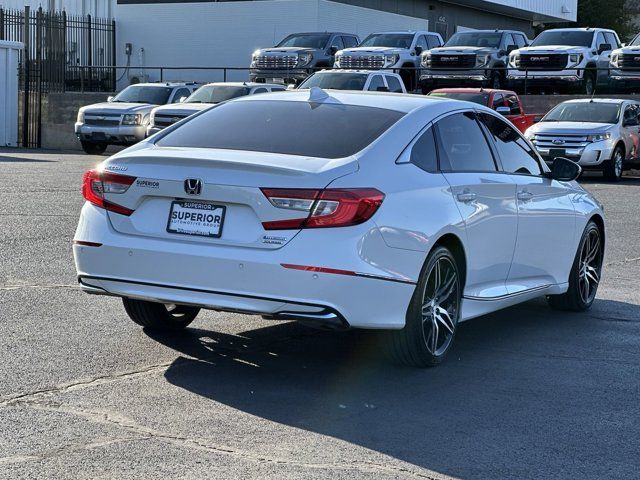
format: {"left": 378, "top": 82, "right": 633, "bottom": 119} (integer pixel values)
{"left": 75, "top": 122, "right": 147, "bottom": 145}
{"left": 73, "top": 204, "right": 417, "bottom": 329}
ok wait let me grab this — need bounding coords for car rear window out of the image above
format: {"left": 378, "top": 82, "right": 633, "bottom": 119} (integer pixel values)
{"left": 156, "top": 100, "right": 405, "bottom": 158}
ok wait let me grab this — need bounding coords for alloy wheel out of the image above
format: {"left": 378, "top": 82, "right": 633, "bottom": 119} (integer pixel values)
{"left": 578, "top": 228, "right": 602, "bottom": 304}
{"left": 420, "top": 257, "right": 459, "bottom": 356}
{"left": 613, "top": 150, "right": 623, "bottom": 178}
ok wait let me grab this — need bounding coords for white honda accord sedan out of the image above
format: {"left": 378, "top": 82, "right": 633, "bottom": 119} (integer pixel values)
{"left": 73, "top": 88, "right": 605, "bottom": 367}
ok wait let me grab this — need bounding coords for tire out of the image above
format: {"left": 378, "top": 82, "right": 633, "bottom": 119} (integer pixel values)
{"left": 581, "top": 71, "right": 595, "bottom": 95}
{"left": 547, "top": 221, "right": 603, "bottom": 312}
{"left": 80, "top": 141, "right": 107, "bottom": 155}
{"left": 383, "top": 246, "right": 462, "bottom": 367}
{"left": 400, "top": 67, "right": 416, "bottom": 93}
{"left": 603, "top": 145, "right": 624, "bottom": 182}
{"left": 490, "top": 71, "right": 502, "bottom": 89}
{"left": 122, "top": 298, "right": 200, "bottom": 331}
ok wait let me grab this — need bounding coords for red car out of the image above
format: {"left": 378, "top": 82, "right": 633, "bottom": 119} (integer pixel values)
{"left": 428, "top": 88, "right": 539, "bottom": 133}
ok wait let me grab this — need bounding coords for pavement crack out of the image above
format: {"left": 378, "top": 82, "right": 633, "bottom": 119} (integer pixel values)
{"left": 605, "top": 256, "right": 640, "bottom": 267}
{"left": 0, "top": 363, "right": 172, "bottom": 407}
{"left": 0, "top": 283, "right": 76, "bottom": 292}
{"left": 9, "top": 399, "right": 440, "bottom": 478}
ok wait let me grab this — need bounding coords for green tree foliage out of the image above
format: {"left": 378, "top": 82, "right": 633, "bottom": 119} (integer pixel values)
{"left": 537, "top": 0, "right": 636, "bottom": 41}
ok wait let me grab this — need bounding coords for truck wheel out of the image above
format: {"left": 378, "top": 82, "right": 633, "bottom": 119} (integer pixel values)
{"left": 80, "top": 141, "right": 107, "bottom": 155}
{"left": 122, "top": 298, "right": 200, "bottom": 331}
{"left": 490, "top": 72, "right": 502, "bottom": 89}
{"left": 582, "top": 71, "right": 595, "bottom": 95}
{"left": 400, "top": 68, "right": 416, "bottom": 93}
{"left": 603, "top": 145, "right": 624, "bottom": 181}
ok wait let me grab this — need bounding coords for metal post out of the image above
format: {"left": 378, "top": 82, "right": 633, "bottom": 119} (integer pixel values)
{"left": 22, "top": 6, "right": 30, "bottom": 147}
{"left": 0, "top": 8, "right": 5, "bottom": 41}
{"left": 62, "top": 11, "right": 67, "bottom": 92}
{"left": 223, "top": 68, "right": 227, "bottom": 82}
{"left": 160, "top": 67, "right": 163, "bottom": 82}
{"left": 111, "top": 19, "right": 116, "bottom": 91}
{"left": 87, "top": 14, "right": 92, "bottom": 90}
{"left": 36, "top": 7, "right": 42, "bottom": 148}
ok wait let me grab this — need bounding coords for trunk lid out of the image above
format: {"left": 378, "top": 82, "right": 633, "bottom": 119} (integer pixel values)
{"left": 102, "top": 147, "right": 358, "bottom": 249}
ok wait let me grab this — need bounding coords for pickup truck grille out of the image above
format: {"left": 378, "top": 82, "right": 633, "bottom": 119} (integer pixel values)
{"left": 519, "top": 54, "right": 568, "bottom": 71}
{"left": 430, "top": 54, "right": 476, "bottom": 69}
{"left": 84, "top": 114, "right": 121, "bottom": 127}
{"left": 618, "top": 53, "right": 640, "bottom": 70}
{"left": 531, "top": 133, "right": 589, "bottom": 149}
{"left": 339, "top": 55, "right": 385, "bottom": 69}
{"left": 154, "top": 114, "right": 189, "bottom": 128}
{"left": 255, "top": 55, "right": 298, "bottom": 70}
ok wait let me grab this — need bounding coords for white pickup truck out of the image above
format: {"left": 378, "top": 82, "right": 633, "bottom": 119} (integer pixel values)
{"left": 508, "top": 28, "right": 621, "bottom": 94}
{"left": 334, "top": 31, "right": 443, "bottom": 91}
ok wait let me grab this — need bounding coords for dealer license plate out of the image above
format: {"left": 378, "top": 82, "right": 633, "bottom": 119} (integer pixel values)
{"left": 166, "top": 201, "right": 226, "bottom": 238}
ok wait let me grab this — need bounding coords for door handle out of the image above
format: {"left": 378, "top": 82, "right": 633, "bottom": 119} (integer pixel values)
{"left": 456, "top": 191, "right": 477, "bottom": 203}
{"left": 517, "top": 190, "right": 534, "bottom": 201}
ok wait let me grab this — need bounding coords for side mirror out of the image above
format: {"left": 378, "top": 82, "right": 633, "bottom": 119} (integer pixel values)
{"left": 506, "top": 44, "right": 517, "bottom": 53}
{"left": 551, "top": 157, "right": 581, "bottom": 182}
{"left": 495, "top": 106, "right": 511, "bottom": 115}
{"left": 622, "top": 42, "right": 627, "bottom": 47}
{"left": 414, "top": 46, "right": 423, "bottom": 56}
{"left": 376, "top": 86, "right": 389, "bottom": 92}
{"left": 178, "top": 96, "right": 188, "bottom": 103}
{"left": 329, "top": 46, "right": 339, "bottom": 55}
{"left": 598, "top": 43, "right": 612, "bottom": 54}
{"left": 107, "top": 96, "right": 114, "bottom": 102}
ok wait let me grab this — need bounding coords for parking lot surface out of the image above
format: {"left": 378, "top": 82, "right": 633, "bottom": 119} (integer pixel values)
{"left": 1, "top": 148, "right": 639, "bottom": 480}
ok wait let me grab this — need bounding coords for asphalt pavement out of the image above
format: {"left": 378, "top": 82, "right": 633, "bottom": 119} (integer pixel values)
{"left": 0, "top": 148, "right": 638, "bottom": 479}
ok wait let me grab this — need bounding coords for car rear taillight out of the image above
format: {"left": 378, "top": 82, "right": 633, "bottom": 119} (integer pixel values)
{"left": 260, "top": 188, "right": 384, "bottom": 230}
{"left": 82, "top": 169, "right": 136, "bottom": 216}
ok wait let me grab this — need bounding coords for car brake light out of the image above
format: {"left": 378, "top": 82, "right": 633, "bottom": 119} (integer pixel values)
{"left": 260, "top": 188, "right": 384, "bottom": 230}
{"left": 82, "top": 169, "right": 136, "bottom": 216}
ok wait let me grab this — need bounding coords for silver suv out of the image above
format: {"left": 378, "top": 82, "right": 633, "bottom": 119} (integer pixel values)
{"left": 75, "top": 82, "right": 200, "bottom": 154}
{"left": 147, "top": 82, "right": 286, "bottom": 136}
{"left": 525, "top": 99, "right": 640, "bottom": 181}
{"left": 334, "top": 31, "right": 443, "bottom": 91}
{"left": 420, "top": 29, "right": 528, "bottom": 92}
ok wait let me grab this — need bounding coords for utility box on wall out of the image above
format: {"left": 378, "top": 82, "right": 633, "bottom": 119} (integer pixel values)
{"left": 0, "top": 41, "right": 23, "bottom": 147}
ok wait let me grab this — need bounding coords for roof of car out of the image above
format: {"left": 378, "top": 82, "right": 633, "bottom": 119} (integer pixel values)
{"left": 282, "top": 32, "right": 356, "bottom": 36}
{"left": 369, "top": 31, "right": 432, "bottom": 35}
{"left": 201, "top": 82, "right": 284, "bottom": 88}
{"left": 455, "top": 29, "right": 523, "bottom": 34}
{"left": 313, "top": 69, "right": 401, "bottom": 76}
{"left": 543, "top": 27, "right": 615, "bottom": 33}
{"left": 232, "top": 88, "right": 473, "bottom": 114}
{"left": 133, "top": 82, "right": 199, "bottom": 88}
{"left": 563, "top": 98, "right": 629, "bottom": 104}
{"left": 430, "top": 88, "right": 515, "bottom": 95}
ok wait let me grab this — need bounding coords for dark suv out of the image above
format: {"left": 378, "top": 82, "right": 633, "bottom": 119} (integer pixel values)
{"left": 249, "top": 32, "right": 359, "bottom": 85}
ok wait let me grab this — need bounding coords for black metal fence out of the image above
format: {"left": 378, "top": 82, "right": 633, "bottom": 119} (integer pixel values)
{"left": 0, "top": 7, "right": 115, "bottom": 147}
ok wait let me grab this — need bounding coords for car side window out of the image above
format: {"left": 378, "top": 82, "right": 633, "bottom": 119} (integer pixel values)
{"left": 491, "top": 94, "right": 504, "bottom": 110}
{"left": 385, "top": 76, "right": 403, "bottom": 93}
{"left": 172, "top": 88, "right": 191, "bottom": 103}
{"left": 368, "top": 75, "right": 385, "bottom": 91}
{"left": 252, "top": 87, "right": 268, "bottom": 94}
{"left": 343, "top": 36, "right": 358, "bottom": 48}
{"left": 595, "top": 32, "right": 607, "bottom": 51}
{"left": 478, "top": 113, "right": 542, "bottom": 176}
{"left": 330, "top": 36, "right": 344, "bottom": 51}
{"left": 427, "top": 34, "right": 441, "bottom": 49}
{"left": 514, "top": 34, "right": 527, "bottom": 48}
{"left": 435, "top": 112, "right": 497, "bottom": 172}
{"left": 505, "top": 94, "right": 521, "bottom": 114}
{"left": 623, "top": 104, "right": 639, "bottom": 125}
{"left": 502, "top": 33, "right": 515, "bottom": 49}
{"left": 410, "top": 126, "right": 438, "bottom": 172}
{"left": 415, "top": 35, "right": 429, "bottom": 51}
{"left": 604, "top": 32, "right": 620, "bottom": 49}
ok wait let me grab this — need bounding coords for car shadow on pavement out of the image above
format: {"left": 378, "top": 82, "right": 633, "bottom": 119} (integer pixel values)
{"left": 0, "top": 155, "right": 56, "bottom": 163}
{"left": 152, "top": 297, "right": 640, "bottom": 479}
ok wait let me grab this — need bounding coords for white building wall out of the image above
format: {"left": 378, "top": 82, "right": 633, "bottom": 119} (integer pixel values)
{"left": 0, "top": 0, "right": 115, "bottom": 18}
{"left": 0, "top": 40, "right": 22, "bottom": 147}
{"left": 115, "top": 0, "right": 427, "bottom": 86}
